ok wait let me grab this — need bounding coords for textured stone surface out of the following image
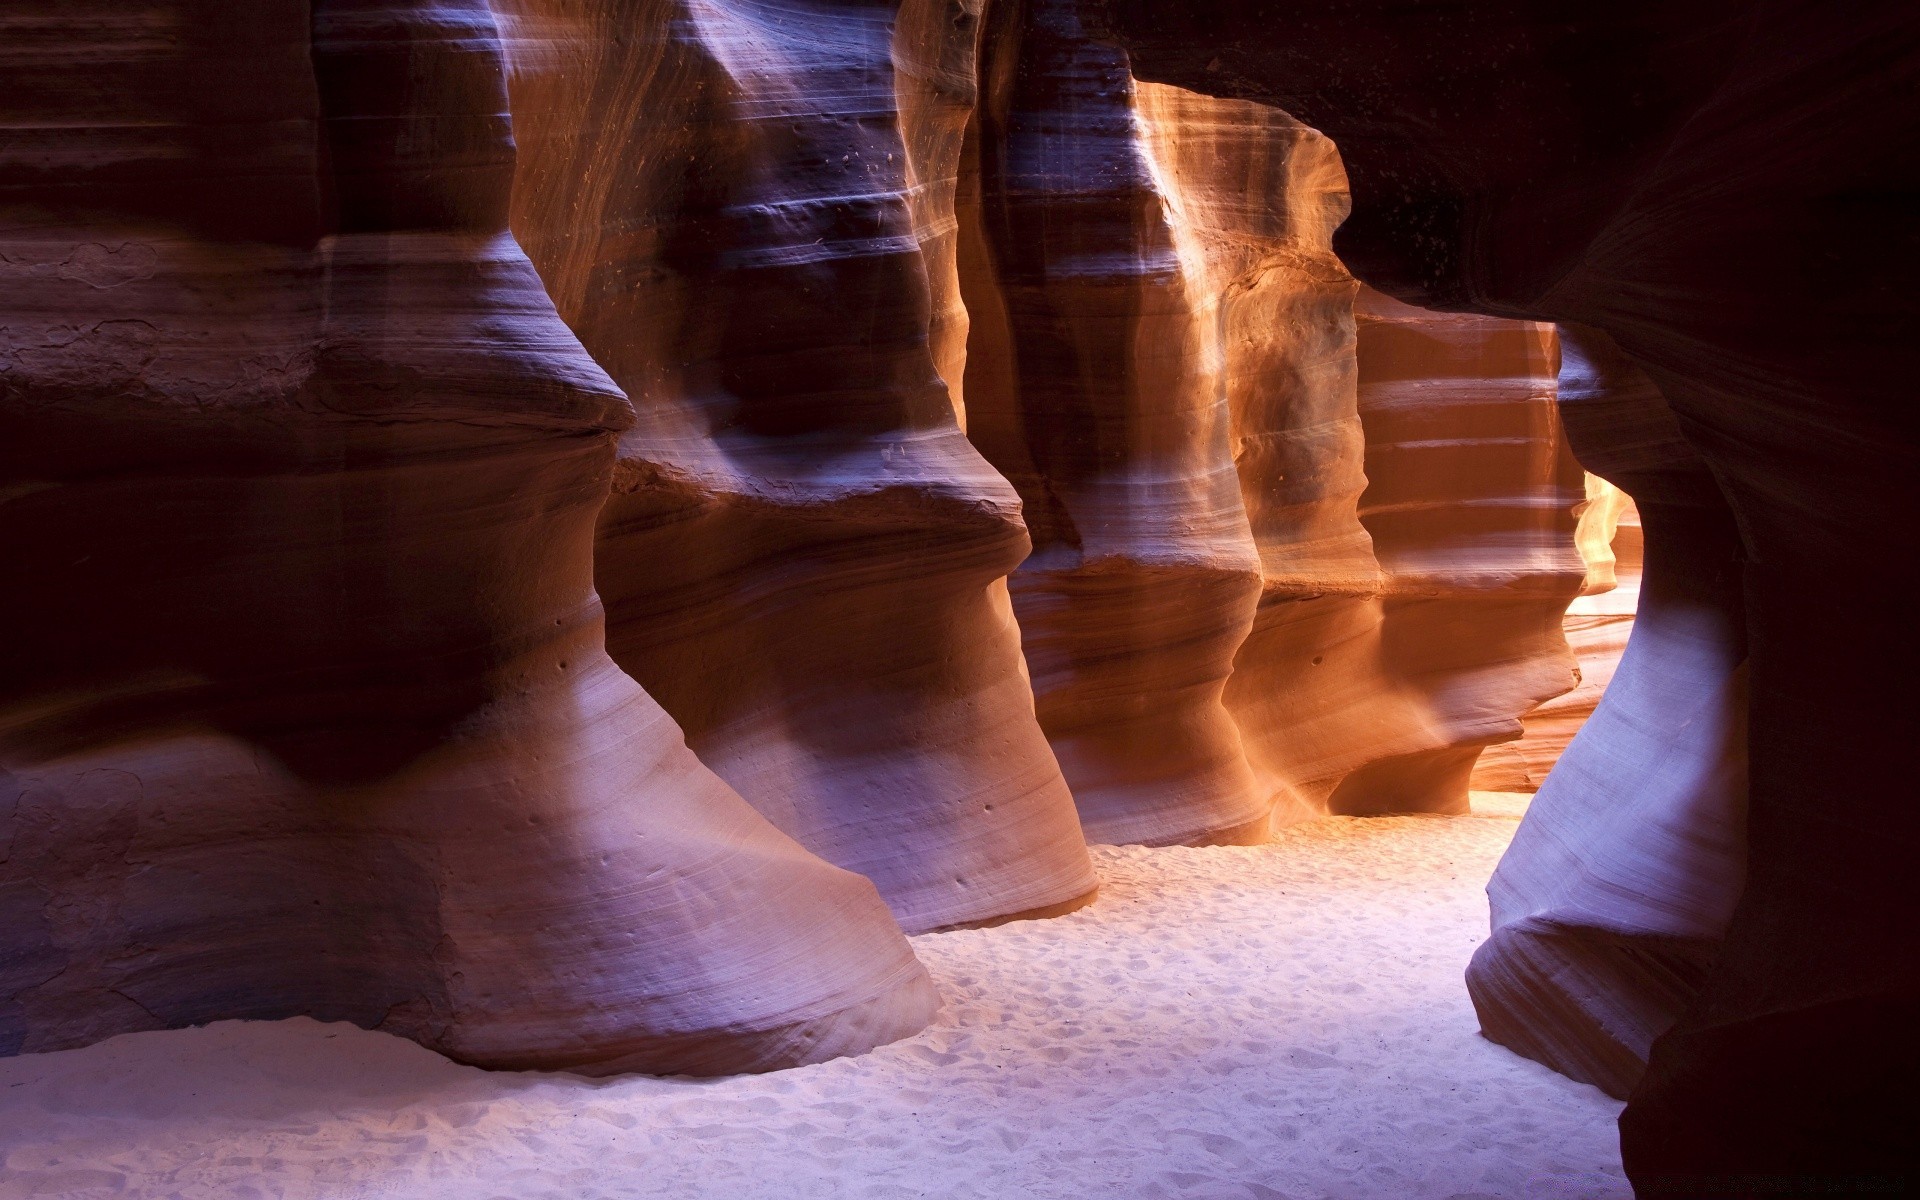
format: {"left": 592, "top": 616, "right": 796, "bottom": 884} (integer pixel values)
{"left": 1472, "top": 478, "right": 1639, "bottom": 793}
{"left": 498, "top": 0, "right": 1098, "bottom": 933}
{"left": 958, "top": 0, "right": 1267, "bottom": 848}
{"left": 0, "top": 810, "right": 1632, "bottom": 1200}
{"left": 0, "top": 0, "right": 935, "bottom": 1076}
{"left": 1470, "top": 328, "right": 1746, "bottom": 1100}
{"left": 1245, "top": 286, "right": 1584, "bottom": 819}
{"left": 1109, "top": 0, "right": 1920, "bottom": 1180}
{"left": 8, "top": 0, "right": 1723, "bottom": 1111}
{"left": 959, "top": 3, "right": 1584, "bottom": 840}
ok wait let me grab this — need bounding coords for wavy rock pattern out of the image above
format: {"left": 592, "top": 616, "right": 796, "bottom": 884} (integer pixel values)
{"left": 0, "top": 0, "right": 935, "bottom": 1075}
{"left": 497, "top": 0, "right": 1097, "bottom": 934}
{"left": 1232, "top": 287, "right": 1584, "bottom": 819}
{"left": 1128, "top": 92, "right": 1374, "bottom": 827}
{"left": 1469, "top": 327, "right": 1747, "bottom": 1099}
{"left": 1473, "top": 477, "right": 1639, "bottom": 793}
{"left": 3, "top": 0, "right": 1630, "bottom": 1090}
{"left": 957, "top": 0, "right": 1267, "bottom": 848}
{"left": 1109, "top": 0, "right": 1920, "bottom": 1178}
{"left": 960, "top": 3, "right": 1583, "bottom": 840}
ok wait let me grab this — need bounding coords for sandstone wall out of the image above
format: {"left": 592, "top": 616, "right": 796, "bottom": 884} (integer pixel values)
{"left": 956, "top": 0, "right": 1268, "bottom": 847}
{"left": 1110, "top": 0, "right": 1919, "bottom": 1177}
{"left": 1469, "top": 328, "right": 1747, "bottom": 1100}
{"left": 0, "top": 0, "right": 935, "bottom": 1074}
{"left": 3, "top": 0, "right": 1605, "bottom": 1083}
{"left": 497, "top": 0, "right": 1098, "bottom": 933}
{"left": 958, "top": 0, "right": 1585, "bottom": 841}
{"left": 1250, "top": 286, "right": 1583, "bottom": 818}
{"left": 1473, "top": 477, "right": 1639, "bottom": 793}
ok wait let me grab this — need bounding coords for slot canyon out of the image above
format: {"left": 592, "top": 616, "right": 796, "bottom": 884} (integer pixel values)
{"left": 1, "top": 2, "right": 1911, "bottom": 1197}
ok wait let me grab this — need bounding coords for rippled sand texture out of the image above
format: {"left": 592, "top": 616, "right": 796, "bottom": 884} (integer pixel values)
{"left": 0, "top": 803, "right": 1629, "bottom": 1200}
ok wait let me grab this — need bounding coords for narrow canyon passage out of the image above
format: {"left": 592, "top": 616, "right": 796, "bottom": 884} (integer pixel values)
{"left": 0, "top": 801, "right": 1627, "bottom": 1200}
{"left": 7, "top": 0, "right": 1907, "bottom": 1191}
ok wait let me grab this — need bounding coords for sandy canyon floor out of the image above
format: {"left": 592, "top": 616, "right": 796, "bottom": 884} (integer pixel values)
{"left": 0, "top": 795, "right": 1628, "bottom": 1200}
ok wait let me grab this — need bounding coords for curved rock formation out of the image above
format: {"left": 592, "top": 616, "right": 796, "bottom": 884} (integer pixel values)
{"left": 1469, "top": 327, "right": 1747, "bottom": 1100}
{"left": 1108, "top": 0, "right": 1920, "bottom": 1179}
{"left": 0, "top": 0, "right": 935, "bottom": 1075}
{"left": 957, "top": 0, "right": 1267, "bottom": 847}
{"left": 1233, "top": 286, "right": 1584, "bottom": 819}
{"left": 958, "top": 4, "right": 1584, "bottom": 839}
{"left": 1472, "top": 476, "right": 1640, "bottom": 793}
{"left": 497, "top": 0, "right": 1098, "bottom": 933}
{"left": 1129, "top": 83, "right": 1374, "bottom": 834}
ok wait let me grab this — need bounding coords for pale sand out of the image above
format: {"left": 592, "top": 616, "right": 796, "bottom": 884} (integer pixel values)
{"left": 0, "top": 796, "right": 1628, "bottom": 1200}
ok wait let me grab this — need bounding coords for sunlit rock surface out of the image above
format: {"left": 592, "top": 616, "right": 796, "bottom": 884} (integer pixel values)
{"left": 3, "top": 0, "right": 1630, "bottom": 1095}
{"left": 958, "top": 3, "right": 1584, "bottom": 840}
{"left": 1241, "top": 286, "right": 1584, "bottom": 819}
{"left": 957, "top": 0, "right": 1268, "bottom": 848}
{"left": 1469, "top": 328, "right": 1746, "bottom": 1100}
{"left": 498, "top": 0, "right": 1098, "bottom": 933}
{"left": 0, "top": 0, "right": 935, "bottom": 1075}
{"left": 1108, "top": 0, "right": 1920, "bottom": 1179}
{"left": 1472, "top": 477, "right": 1639, "bottom": 792}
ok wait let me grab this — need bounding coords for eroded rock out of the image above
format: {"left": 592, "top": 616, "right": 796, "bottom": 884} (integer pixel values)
{"left": 0, "top": 0, "right": 936, "bottom": 1075}
{"left": 497, "top": 0, "right": 1099, "bottom": 934}
{"left": 1108, "top": 0, "right": 1920, "bottom": 1177}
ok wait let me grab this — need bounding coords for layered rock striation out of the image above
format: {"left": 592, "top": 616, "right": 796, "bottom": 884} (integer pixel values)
{"left": 960, "top": 3, "right": 1585, "bottom": 840}
{"left": 5, "top": 0, "right": 1645, "bottom": 1090}
{"left": 497, "top": 0, "right": 1098, "bottom": 933}
{"left": 1233, "top": 287, "right": 1583, "bottom": 819}
{"left": 1469, "top": 328, "right": 1746, "bottom": 1100}
{"left": 1109, "top": 0, "right": 1920, "bottom": 1179}
{"left": 1473, "top": 475, "right": 1640, "bottom": 793}
{"left": 957, "top": 0, "right": 1267, "bottom": 847}
{"left": 0, "top": 0, "right": 935, "bottom": 1075}
{"left": 1130, "top": 83, "right": 1377, "bottom": 832}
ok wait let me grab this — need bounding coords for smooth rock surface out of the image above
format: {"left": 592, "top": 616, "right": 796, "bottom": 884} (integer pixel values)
{"left": 0, "top": 0, "right": 935, "bottom": 1076}
{"left": 1241, "top": 286, "right": 1584, "bottom": 819}
{"left": 958, "top": 6, "right": 1587, "bottom": 839}
{"left": 1470, "top": 328, "right": 1747, "bottom": 1101}
{"left": 499, "top": 0, "right": 1098, "bottom": 933}
{"left": 1108, "top": 0, "right": 1920, "bottom": 1180}
{"left": 1472, "top": 478, "right": 1639, "bottom": 793}
{"left": 0, "top": 805, "right": 1631, "bottom": 1200}
{"left": 959, "top": 0, "right": 1268, "bottom": 848}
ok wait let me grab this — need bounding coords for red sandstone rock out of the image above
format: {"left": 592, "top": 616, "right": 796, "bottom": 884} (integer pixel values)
{"left": 1232, "top": 287, "right": 1584, "bottom": 818}
{"left": 1473, "top": 478, "right": 1639, "bottom": 793}
{"left": 1468, "top": 327, "right": 1747, "bottom": 1100}
{"left": 496, "top": 0, "right": 1097, "bottom": 932}
{"left": 958, "top": 4, "right": 1584, "bottom": 839}
{"left": 0, "top": 0, "right": 935, "bottom": 1074}
{"left": 4, "top": 0, "right": 1736, "bottom": 1105}
{"left": 957, "top": 0, "right": 1267, "bottom": 847}
{"left": 1108, "top": 0, "right": 1920, "bottom": 1178}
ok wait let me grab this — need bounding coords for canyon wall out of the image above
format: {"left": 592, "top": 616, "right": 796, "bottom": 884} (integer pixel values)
{"left": 0, "top": 0, "right": 935, "bottom": 1075}
{"left": 1469, "top": 328, "right": 1746, "bottom": 1100}
{"left": 956, "top": 0, "right": 1269, "bottom": 847}
{"left": 1132, "top": 86, "right": 1379, "bottom": 831}
{"left": 497, "top": 0, "right": 1098, "bottom": 933}
{"left": 958, "top": 2, "right": 1583, "bottom": 840}
{"left": 3, "top": 0, "right": 1603, "bottom": 1084}
{"left": 1473, "top": 477, "right": 1639, "bottom": 793}
{"left": 1109, "top": 0, "right": 1920, "bottom": 1181}
{"left": 1247, "top": 286, "right": 1583, "bottom": 818}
